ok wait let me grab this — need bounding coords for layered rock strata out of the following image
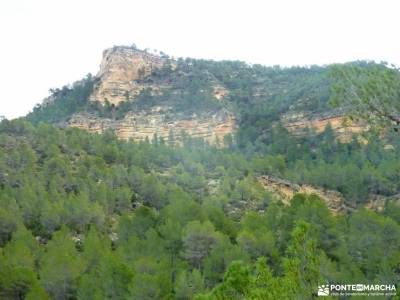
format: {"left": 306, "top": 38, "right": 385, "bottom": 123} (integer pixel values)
{"left": 282, "top": 112, "right": 365, "bottom": 142}
{"left": 68, "top": 108, "right": 235, "bottom": 145}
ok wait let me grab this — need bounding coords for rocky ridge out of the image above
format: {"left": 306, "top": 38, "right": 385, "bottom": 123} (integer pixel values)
{"left": 68, "top": 108, "right": 236, "bottom": 144}
{"left": 65, "top": 46, "right": 236, "bottom": 144}
{"left": 66, "top": 45, "right": 364, "bottom": 144}
{"left": 90, "top": 46, "right": 173, "bottom": 105}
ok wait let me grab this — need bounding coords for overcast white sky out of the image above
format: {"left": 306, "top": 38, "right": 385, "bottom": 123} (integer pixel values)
{"left": 1, "top": 0, "right": 399, "bottom": 119}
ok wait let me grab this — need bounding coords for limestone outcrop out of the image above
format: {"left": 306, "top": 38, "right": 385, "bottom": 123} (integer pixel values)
{"left": 258, "top": 175, "right": 347, "bottom": 213}
{"left": 68, "top": 108, "right": 236, "bottom": 145}
{"left": 281, "top": 112, "right": 365, "bottom": 142}
{"left": 90, "top": 46, "right": 172, "bottom": 105}
{"left": 66, "top": 45, "right": 364, "bottom": 145}
{"left": 259, "top": 175, "right": 400, "bottom": 213}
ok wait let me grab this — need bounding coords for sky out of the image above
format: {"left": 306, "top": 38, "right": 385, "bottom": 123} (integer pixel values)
{"left": 0, "top": 0, "right": 399, "bottom": 119}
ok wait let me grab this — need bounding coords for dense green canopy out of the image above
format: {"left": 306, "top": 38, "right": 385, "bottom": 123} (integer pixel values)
{"left": 0, "top": 118, "right": 399, "bottom": 299}
{"left": 3, "top": 58, "right": 400, "bottom": 298}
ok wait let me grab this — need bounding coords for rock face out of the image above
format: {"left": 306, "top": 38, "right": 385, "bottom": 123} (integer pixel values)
{"left": 67, "top": 45, "right": 363, "bottom": 145}
{"left": 90, "top": 46, "right": 171, "bottom": 105}
{"left": 281, "top": 112, "right": 365, "bottom": 142}
{"left": 258, "top": 175, "right": 346, "bottom": 213}
{"left": 68, "top": 108, "right": 236, "bottom": 144}
{"left": 259, "top": 175, "right": 400, "bottom": 213}
{"left": 77, "top": 45, "right": 235, "bottom": 144}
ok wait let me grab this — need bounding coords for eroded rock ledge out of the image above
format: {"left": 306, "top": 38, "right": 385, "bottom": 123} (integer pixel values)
{"left": 67, "top": 108, "right": 236, "bottom": 144}
{"left": 258, "top": 175, "right": 346, "bottom": 213}
{"left": 258, "top": 175, "right": 400, "bottom": 213}
{"left": 281, "top": 111, "right": 365, "bottom": 142}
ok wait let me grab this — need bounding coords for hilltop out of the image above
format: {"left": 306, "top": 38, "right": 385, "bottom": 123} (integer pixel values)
{"left": 28, "top": 45, "right": 363, "bottom": 145}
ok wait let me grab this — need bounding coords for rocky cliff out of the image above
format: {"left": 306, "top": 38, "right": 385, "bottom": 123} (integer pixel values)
{"left": 61, "top": 45, "right": 364, "bottom": 144}
{"left": 90, "top": 46, "right": 173, "bottom": 105}
{"left": 68, "top": 108, "right": 236, "bottom": 144}
{"left": 64, "top": 46, "right": 236, "bottom": 144}
{"left": 281, "top": 111, "right": 365, "bottom": 142}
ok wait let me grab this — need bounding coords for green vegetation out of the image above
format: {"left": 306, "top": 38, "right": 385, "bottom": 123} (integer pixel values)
{"left": 26, "top": 75, "right": 95, "bottom": 124}
{"left": 0, "top": 119, "right": 399, "bottom": 299}
{"left": 26, "top": 58, "right": 332, "bottom": 125}
{"left": 27, "top": 59, "right": 400, "bottom": 141}
{"left": 5, "top": 56, "right": 400, "bottom": 298}
{"left": 330, "top": 61, "right": 400, "bottom": 132}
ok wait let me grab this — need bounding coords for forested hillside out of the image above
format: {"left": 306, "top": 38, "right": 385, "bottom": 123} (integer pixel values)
{"left": 2, "top": 49, "right": 400, "bottom": 298}
{"left": 27, "top": 55, "right": 331, "bottom": 122}
{"left": 25, "top": 52, "right": 379, "bottom": 147}
{"left": 27, "top": 51, "right": 334, "bottom": 148}
{"left": 0, "top": 119, "right": 399, "bottom": 299}
{"left": 25, "top": 57, "right": 400, "bottom": 204}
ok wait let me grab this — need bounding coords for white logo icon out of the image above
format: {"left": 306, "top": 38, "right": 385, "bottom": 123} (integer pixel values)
{"left": 318, "top": 285, "right": 330, "bottom": 296}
